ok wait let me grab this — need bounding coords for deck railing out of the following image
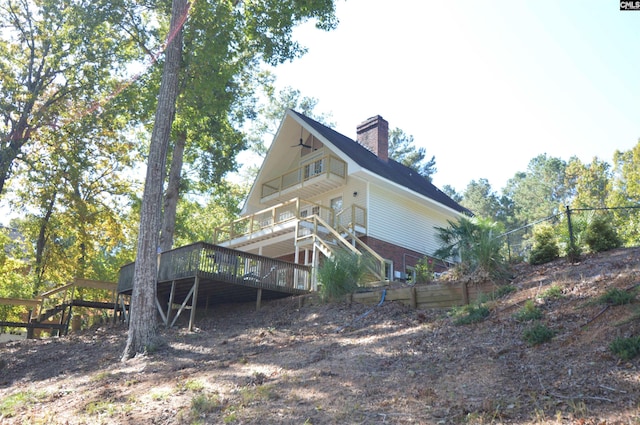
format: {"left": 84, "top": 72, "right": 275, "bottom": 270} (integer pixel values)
{"left": 118, "top": 242, "right": 312, "bottom": 294}
{"left": 261, "top": 154, "right": 346, "bottom": 198}
{"left": 213, "top": 198, "right": 335, "bottom": 244}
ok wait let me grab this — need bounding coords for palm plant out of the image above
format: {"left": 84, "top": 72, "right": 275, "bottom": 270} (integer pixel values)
{"left": 433, "top": 216, "right": 508, "bottom": 280}
{"left": 317, "top": 249, "right": 370, "bottom": 302}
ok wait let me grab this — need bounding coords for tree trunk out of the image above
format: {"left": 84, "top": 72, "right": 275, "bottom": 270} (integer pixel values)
{"left": 122, "top": 0, "right": 189, "bottom": 361}
{"left": 159, "top": 130, "right": 186, "bottom": 253}
{"left": 33, "top": 193, "right": 57, "bottom": 295}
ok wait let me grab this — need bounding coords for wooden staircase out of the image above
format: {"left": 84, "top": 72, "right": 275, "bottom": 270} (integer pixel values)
{"left": 0, "top": 278, "right": 121, "bottom": 338}
{"left": 296, "top": 215, "right": 386, "bottom": 281}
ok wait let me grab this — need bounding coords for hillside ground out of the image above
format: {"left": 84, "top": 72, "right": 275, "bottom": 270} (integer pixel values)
{"left": 1, "top": 247, "right": 639, "bottom": 424}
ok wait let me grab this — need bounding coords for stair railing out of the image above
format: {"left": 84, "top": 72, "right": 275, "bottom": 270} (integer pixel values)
{"left": 296, "top": 215, "right": 385, "bottom": 281}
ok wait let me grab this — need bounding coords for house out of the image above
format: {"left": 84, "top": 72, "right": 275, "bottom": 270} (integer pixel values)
{"left": 213, "top": 109, "right": 469, "bottom": 286}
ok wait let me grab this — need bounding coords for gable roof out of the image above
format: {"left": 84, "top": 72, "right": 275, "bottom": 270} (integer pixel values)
{"left": 290, "top": 109, "right": 470, "bottom": 215}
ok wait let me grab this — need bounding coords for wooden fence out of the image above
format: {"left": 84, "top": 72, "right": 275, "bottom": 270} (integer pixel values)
{"left": 329, "top": 281, "right": 498, "bottom": 310}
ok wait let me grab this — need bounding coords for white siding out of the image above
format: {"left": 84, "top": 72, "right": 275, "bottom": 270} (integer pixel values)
{"left": 308, "top": 178, "right": 367, "bottom": 214}
{"left": 368, "top": 185, "right": 455, "bottom": 255}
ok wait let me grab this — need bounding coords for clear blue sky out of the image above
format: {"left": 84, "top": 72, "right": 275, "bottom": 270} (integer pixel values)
{"left": 266, "top": 0, "right": 640, "bottom": 193}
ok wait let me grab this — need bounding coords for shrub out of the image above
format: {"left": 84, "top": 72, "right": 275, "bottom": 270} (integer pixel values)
{"left": 566, "top": 243, "right": 582, "bottom": 263}
{"left": 452, "top": 304, "right": 490, "bottom": 325}
{"left": 522, "top": 323, "right": 555, "bottom": 346}
{"left": 584, "top": 214, "right": 622, "bottom": 253}
{"left": 609, "top": 336, "right": 640, "bottom": 360}
{"left": 599, "top": 288, "right": 635, "bottom": 306}
{"left": 415, "top": 256, "right": 435, "bottom": 283}
{"left": 317, "top": 249, "right": 368, "bottom": 302}
{"left": 540, "top": 284, "right": 564, "bottom": 300}
{"left": 434, "top": 217, "right": 508, "bottom": 281}
{"left": 191, "top": 393, "right": 221, "bottom": 415}
{"left": 529, "top": 223, "right": 559, "bottom": 265}
{"left": 493, "top": 284, "right": 517, "bottom": 299}
{"left": 513, "top": 300, "right": 543, "bottom": 322}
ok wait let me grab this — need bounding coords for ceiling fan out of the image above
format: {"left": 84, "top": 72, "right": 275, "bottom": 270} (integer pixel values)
{"left": 291, "top": 127, "right": 313, "bottom": 149}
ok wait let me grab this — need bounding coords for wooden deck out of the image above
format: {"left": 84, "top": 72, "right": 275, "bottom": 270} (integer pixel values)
{"left": 117, "top": 242, "right": 312, "bottom": 329}
{"left": 0, "top": 279, "right": 122, "bottom": 338}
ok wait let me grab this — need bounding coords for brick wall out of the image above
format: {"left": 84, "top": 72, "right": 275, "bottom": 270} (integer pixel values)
{"left": 359, "top": 236, "right": 446, "bottom": 273}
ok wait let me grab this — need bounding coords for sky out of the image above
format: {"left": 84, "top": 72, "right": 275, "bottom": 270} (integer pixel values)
{"left": 264, "top": 0, "right": 640, "bottom": 193}
{"left": 2, "top": 1, "right": 639, "bottom": 226}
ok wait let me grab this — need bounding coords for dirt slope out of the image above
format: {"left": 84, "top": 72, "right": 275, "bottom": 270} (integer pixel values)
{"left": 1, "top": 247, "right": 639, "bottom": 424}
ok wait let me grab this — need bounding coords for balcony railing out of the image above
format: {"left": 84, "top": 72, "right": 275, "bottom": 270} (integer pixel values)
{"left": 214, "top": 198, "right": 335, "bottom": 244}
{"left": 336, "top": 204, "right": 367, "bottom": 233}
{"left": 261, "top": 154, "right": 346, "bottom": 198}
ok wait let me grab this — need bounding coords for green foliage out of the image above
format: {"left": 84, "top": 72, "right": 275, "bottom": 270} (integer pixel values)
{"left": 477, "top": 285, "right": 516, "bottom": 304}
{"left": 493, "top": 284, "right": 517, "bottom": 299}
{"left": 181, "top": 379, "right": 205, "bottom": 392}
{"left": 528, "top": 223, "right": 559, "bottom": 265}
{"left": 415, "top": 256, "right": 435, "bottom": 283}
{"left": 584, "top": 214, "right": 622, "bottom": 253}
{"left": 503, "top": 154, "right": 569, "bottom": 225}
{"left": 191, "top": 393, "right": 221, "bottom": 415}
{"left": 434, "top": 216, "right": 508, "bottom": 281}
{"left": 540, "top": 284, "right": 564, "bottom": 300}
{"left": 0, "top": 228, "right": 34, "bottom": 323}
{"left": 317, "top": 250, "right": 368, "bottom": 302}
{"left": 452, "top": 304, "right": 490, "bottom": 325}
{"left": 609, "top": 336, "right": 640, "bottom": 360}
{"left": 610, "top": 142, "right": 640, "bottom": 245}
{"left": 566, "top": 156, "right": 611, "bottom": 209}
{"left": 522, "top": 323, "right": 555, "bottom": 346}
{"left": 513, "top": 300, "right": 543, "bottom": 322}
{"left": 460, "top": 178, "right": 503, "bottom": 220}
{"left": 388, "top": 128, "right": 436, "bottom": 181}
{"left": 0, "top": 391, "right": 47, "bottom": 418}
{"left": 599, "top": 288, "right": 635, "bottom": 306}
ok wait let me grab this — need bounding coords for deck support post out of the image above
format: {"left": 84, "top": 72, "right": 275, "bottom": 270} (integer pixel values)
{"left": 188, "top": 275, "right": 200, "bottom": 332}
{"left": 112, "top": 294, "right": 119, "bottom": 324}
{"left": 120, "top": 296, "right": 130, "bottom": 324}
{"left": 155, "top": 296, "right": 168, "bottom": 325}
{"left": 166, "top": 280, "right": 176, "bottom": 327}
{"left": 256, "top": 288, "right": 262, "bottom": 310}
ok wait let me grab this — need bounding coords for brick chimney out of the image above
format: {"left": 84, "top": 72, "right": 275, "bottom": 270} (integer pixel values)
{"left": 356, "top": 115, "right": 389, "bottom": 162}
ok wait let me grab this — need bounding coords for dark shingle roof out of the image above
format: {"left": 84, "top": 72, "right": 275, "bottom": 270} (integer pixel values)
{"left": 291, "top": 110, "right": 470, "bottom": 215}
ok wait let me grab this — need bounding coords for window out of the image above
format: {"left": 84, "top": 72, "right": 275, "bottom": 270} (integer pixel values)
{"left": 384, "top": 260, "right": 393, "bottom": 281}
{"left": 303, "top": 158, "right": 324, "bottom": 179}
{"left": 330, "top": 196, "right": 343, "bottom": 212}
{"left": 405, "top": 266, "right": 416, "bottom": 284}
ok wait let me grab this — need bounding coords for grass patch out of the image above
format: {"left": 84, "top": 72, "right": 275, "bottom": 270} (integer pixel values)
{"left": 84, "top": 400, "right": 117, "bottom": 416}
{"left": 150, "top": 388, "right": 173, "bottom": 401}
{"left": 493, "top": 284, "right": 517, "bottom": 299}
{"left": 452, "top": 304, "right": 490, "bottom": 325}
{"left": 609, "top": 336, "right": 640, "bottom": 360}
{"left": 180, "top": 379, "right": 205, "bottom": 392}
{"left": 240, "top": 384, "right": 279, "bottom": 404}
{"left": 0, "top": 391, "right": 47, "bottom": 418}
{"left": 90, "top": 371, "right": 112, "bottom": 382}
{"left": 513, "top": 300, "right": 543, "bottom": 322}
{"left": 191, "top": 393, "right": 222, "bottom": 415}
{"left": 477, "top": 285, "right": 516, "bottom": 304}
{"left": 599, "top": 288, "right": 635, "bottom": 306}
{"left": 522, "top": 323, "right": 555, "bottom": 346}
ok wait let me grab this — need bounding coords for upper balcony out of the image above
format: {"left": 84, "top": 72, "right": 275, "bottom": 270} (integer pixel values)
{"left": 260, "top": 153, "right": 347, "bottom": 203}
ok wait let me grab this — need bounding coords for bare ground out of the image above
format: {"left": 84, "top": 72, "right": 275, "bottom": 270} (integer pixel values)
{"left": 1, "top": 247, "right": 639, "bottom": 424}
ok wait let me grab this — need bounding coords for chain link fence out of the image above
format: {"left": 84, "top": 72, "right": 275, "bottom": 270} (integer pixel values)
{"left": 498, "top": 205, "right": 640, "bottom": 262}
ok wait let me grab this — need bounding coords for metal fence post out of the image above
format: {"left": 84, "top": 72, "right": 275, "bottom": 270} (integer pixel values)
{"left": 566, "top": 205, "right": 575, "bottom": 252}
